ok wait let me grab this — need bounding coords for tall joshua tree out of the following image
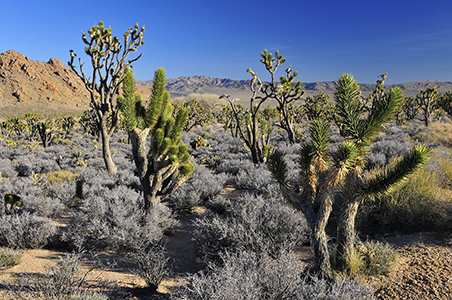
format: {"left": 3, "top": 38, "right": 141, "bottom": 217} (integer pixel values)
{"left": 118, "top": 68, "right": 194, "bottom": 211}
{"left": 220, "top": 69, "right": 274, "bottom": 164}
{"left": 333, "top": 74, "right": 430, "bottom": 270}
{"left": 253, "top": 50, "right": 305, "bottom": 144}
{"left": 268, "top": 73, "right": 430, "bottom": 278}
{"left": 69, "top": 21, "right": 145, "bottom": 174}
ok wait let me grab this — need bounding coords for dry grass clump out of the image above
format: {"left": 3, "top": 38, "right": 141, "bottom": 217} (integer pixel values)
{"left": 409, "top": 120, "right": 452, "bottom": 147}
{"left": 44, "top": 170, "right": 80, "bottom": 184}
{"left": 0, "top": 247, "right": 22, "bottom": 270}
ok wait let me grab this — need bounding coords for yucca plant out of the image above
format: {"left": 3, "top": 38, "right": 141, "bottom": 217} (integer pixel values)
{"left": 268, "top": 73, "right": 430, "bottom": 278}
{"left": 118, "top": 68, "right": 194, "bottom": 211}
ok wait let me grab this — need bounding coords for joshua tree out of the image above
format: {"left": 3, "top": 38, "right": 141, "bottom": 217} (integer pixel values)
{"left": 438, "top": 90, "right": 452, "bottom": 118}
{"left": 38, "top": 119, "right": 54, "bottom": 148}
{"left": 416, "top": 87, "right": 439, "bottom": 127}
{"left": 256, "top": 50, "right": 305, "bottom": 144}
{"left": 333, "top": 74, "right": 430, "bottom": 270}
{"left": 173, "top": 99, "right": 211, "bottom": 132}
{"left": 221, "top": 90, "right": 274, "bottom": 165}
{"left": 69, "top": 21, "right": 145, "bottom": 174}
{"left": 268, "top": 73, "right": 430, "bottom": 278}
{"left": 302, "top": 91, "right": 335, "bottom": 122}
{"left": 118, "top": 68, "right": 194, "bottom": 211}
{"left": 401, "top": 96, "right": 419, "bottom": 121}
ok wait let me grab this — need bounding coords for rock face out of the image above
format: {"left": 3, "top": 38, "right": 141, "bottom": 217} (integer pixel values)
{"left": 0, "top": 50, "right": 90, "bottom": 114}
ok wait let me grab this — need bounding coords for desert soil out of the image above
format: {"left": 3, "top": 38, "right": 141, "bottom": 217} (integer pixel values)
{"left": 0, "top": 187, "right": 451, "bottom": 299}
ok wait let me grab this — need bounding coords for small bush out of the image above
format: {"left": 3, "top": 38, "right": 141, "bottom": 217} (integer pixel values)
{"left": 360, "top": 240, "right": 397, "bottom": 276}
{"left": 0, "top": 247, "right": 22, "bottom": 270}
{"left": 171, "top": 251, "right": 375, "bottom": 300}
{"left": 132, "top": 246, "right": 173, "bottom": 291}
{"left": 358, "top": 150, "right": 452, "bottom": 233}
{"left": 205, "top": 196, "right": 231, "bottom": 215}
{"left": 193, "top": 194, "right": 309, "bottom": 263}
{"left": 14, "top": 162, "right": 33, "bottom": 177}
{"left": 63, "top": 185, "right": 179, "bottom": 251}
{"left": 171, "top": 165, "right": 228, "bottom": 212}
{"left": 0, "top": 212, "right": 56, "bottom": 249}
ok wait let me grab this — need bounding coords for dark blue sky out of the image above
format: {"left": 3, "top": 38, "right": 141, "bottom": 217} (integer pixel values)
{"left": 1, "top": 0, "right": 451, "bottom": 84}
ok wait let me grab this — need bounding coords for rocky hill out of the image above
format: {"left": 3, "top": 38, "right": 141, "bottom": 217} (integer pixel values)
{"left": 0, "top": 50, "right": 90, "bottom": 117}
{"left": 1, "top": 50, "right": 452, "bottom": 117}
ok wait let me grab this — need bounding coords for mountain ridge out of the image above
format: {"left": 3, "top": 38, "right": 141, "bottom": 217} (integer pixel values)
{"left": 1, "top": 50, "right": 451, "bottom": 116}
{"left": 137, "top": 76, "right": 452, "bottom": 100}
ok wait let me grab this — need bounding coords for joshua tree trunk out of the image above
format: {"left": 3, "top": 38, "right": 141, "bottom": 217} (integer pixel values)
{"left": 280, "top": 184, "right": 333, "bottom": 279}
{"left": 312, "top": 196, "right": 333, "bottom": 279}
{"left": 129, "top": 127, "right": 156, "bottom": 211}
{"left": 100, "top": 121, "right": 117, "bottom": 175}
{"left": 335, "top": 198, "right": 361, "bottom": 270}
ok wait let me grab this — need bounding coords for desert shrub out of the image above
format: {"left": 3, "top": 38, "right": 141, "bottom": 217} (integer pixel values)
{"left": 0, "top": 158, "right": 17, "bottom": 178}
{"left": 0, "top": 211, "right": 56, "bottom": 249}
{"left": 47, "top": 181, "right": 81, "bottom": 208}
{"left": 63, "top": 185, "right": 179, "bottom": 251}
{"left": 192, "top": 194, "right": 309, "bottom": 263}
{"left": 368, "top": 126, "right": 414, "bottom": 167}
{"left": 14, "top": 161, "right": 33, "bottom": 177}
{"left": 171, "top": 251, "right": 375, "bottom": 300}
{"left": 20, "top": 193, "right": 66, "bottom": 218}
{"left": 170, "top": 165, "right": 228, "bottom": 212}
{"left": 0, "top": 176, "right": 70, "bottom": 217}
{"left": 31, "top": 157, "right": 61, "bottom": 173}
{"left": 341, "top": 240, "right": 397, "bottom": 277}
{"left": 205, "top": 196, "right": 231, "bottom": 215}
{"left": 131, "top": 246, "right": 173, "bottom": 291}
{"left": 0, "top": 247, "right": 22, "bottom": 270}
{"left": 360, "top": 240, "right": 397, "bottom": 276}
{"left": 232, "top": 164, "right": 276, "bottom": 193}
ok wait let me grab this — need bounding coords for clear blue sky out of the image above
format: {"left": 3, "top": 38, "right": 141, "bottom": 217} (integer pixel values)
{"left": 1, "top": 0, "right": 451, "bottom": 84}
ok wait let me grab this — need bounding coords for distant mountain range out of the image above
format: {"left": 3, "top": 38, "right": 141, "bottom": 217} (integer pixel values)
{"left": 1, "top": 50, "right": 451, "bottom": 116}
{"left": 137, "top": 75, "right": 452, "bottom": 102}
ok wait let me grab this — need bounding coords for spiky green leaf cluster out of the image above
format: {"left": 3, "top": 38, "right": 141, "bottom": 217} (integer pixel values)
{"left": 267, "top": 151, "right": 288, "bottom": 184}
{"left": 364, "top": 145, "right": 430, "bottom": 197}
{"left": 335, "top": 73, "right": 403, "bottom": 148}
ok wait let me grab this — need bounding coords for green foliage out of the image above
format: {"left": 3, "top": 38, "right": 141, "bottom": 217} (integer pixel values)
{"left": 0, "top": 247, "right": 22, "bottom": 270}
{"left": 190, "top": 136, "right": 211, "bottom": 150}
{"left": 118, "top": 68, "right": 194, "bottom": 210}
{"left": 358, "top": 148, "right": 452, "bottom": 233}
{"left": 174, "top": 99, "right": 211, "bottom": 131}
{"left": 4, "top": 193, "right": 22, "bottom": 210}
{"left": 342, "top": 241, "right": 397, "bottom": 277}
{"left": 37, "top": 119, "right": 55, "bottom": 148}
{"left": 364, "top": 145, "right": 431, "bottom": 197}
